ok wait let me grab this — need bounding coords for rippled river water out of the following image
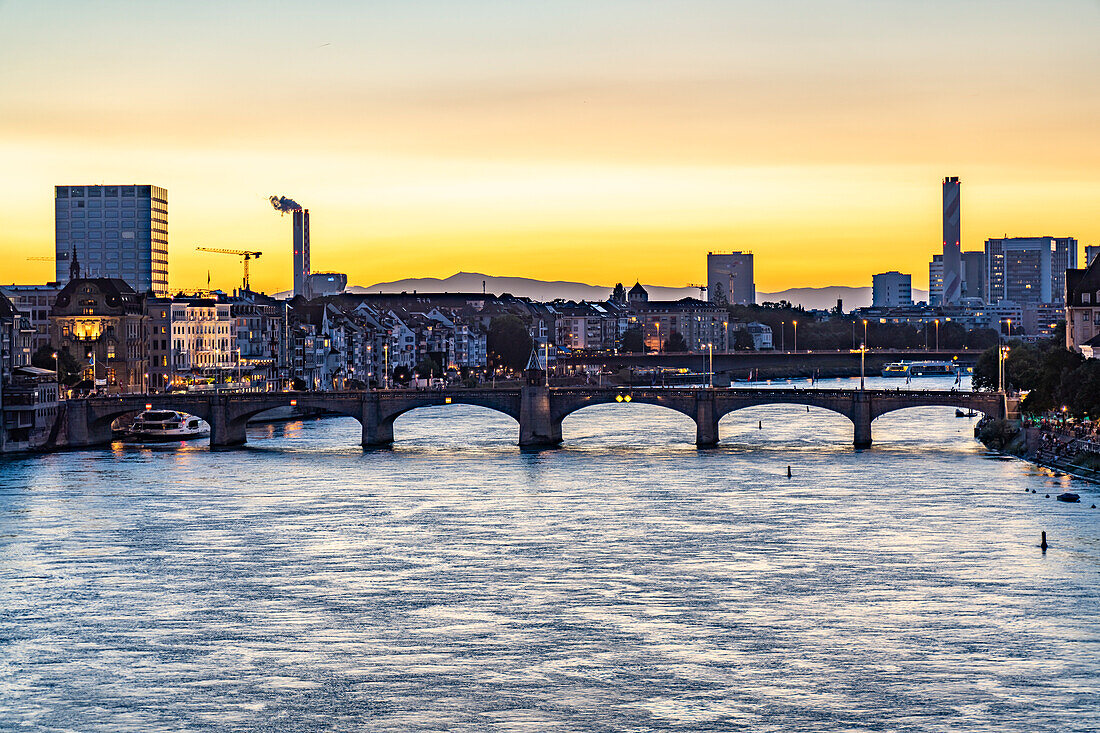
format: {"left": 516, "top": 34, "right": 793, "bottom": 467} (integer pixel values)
{"left": 1, "top": 376, "right": 1099, "bottom": 731}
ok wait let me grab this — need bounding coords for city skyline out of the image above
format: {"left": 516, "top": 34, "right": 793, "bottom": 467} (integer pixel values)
{"left": 2, "top": 1, "right": 1098, "bottom": 294}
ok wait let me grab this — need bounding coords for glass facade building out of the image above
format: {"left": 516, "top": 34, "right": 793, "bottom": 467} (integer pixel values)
{"left": 985, "top": 236, "right": 1077, "bottom": 305}
{"left": 54, "top": 185, "right": 168, "bottom": 296}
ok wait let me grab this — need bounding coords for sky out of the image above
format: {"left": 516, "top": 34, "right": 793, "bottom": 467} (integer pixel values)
{"left": 1, "top": 0, "right": 1098, "bottom": 294}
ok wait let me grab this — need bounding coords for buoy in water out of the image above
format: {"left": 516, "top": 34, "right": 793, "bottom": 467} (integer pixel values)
{"left": 1040, "top": 531, "right": 1048, "bottom": 550}
{"left": 758, "top": 420, "right": 762, "bottom": 430}
{"left": 787, "top": 465, "right": 792, "bottom": 478}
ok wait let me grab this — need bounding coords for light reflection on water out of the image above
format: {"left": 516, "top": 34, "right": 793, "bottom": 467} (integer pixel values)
{"left": 1, "top": 377, "right": 1099, "bottom": 731}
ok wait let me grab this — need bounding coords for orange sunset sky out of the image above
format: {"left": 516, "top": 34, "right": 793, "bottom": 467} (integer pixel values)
{"left": 1, "top": 0, "right": 1098, "bottom": 295}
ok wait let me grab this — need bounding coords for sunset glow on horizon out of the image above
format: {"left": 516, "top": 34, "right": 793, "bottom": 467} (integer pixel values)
{"left": 2, "top": 0, "right": 1097, "bottom": 294}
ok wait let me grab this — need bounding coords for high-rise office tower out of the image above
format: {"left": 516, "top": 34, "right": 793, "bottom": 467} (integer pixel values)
{"left": 293, "top": 209, "right": 310, "bottom": 298}
{"left": 54, "top": 185, "right": 168, "bottom": 295}
{"left": 985, "top": 236, "right": 1078, "bottom": 305}
{"left": 706, "top": 252, "right": 755, "bottom": 305}
{"left": 941, "top": 177, "right": 962, "bottom": 305}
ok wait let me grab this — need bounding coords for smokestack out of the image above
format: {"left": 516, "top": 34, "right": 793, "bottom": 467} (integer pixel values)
{"left": 941, "top": 177, "right": 962, "bottom": 305}
{"left": 271, "top": 195, "right": 310, "bottom": 298}
{"left": 293, "top": 209, "right": 310, "bottom": 298}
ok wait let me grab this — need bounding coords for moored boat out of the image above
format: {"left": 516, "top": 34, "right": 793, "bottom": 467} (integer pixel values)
{"left": 125, "top": 410, "right": 210, "bottom": 442}
{"left": 882, "top": 360, "right": 962, "bottom": 378}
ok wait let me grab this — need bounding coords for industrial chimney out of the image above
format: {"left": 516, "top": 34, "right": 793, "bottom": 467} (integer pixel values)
{"left": 941, "top": 177, "right": 962, "bottom": 305}
{"left": 293, "top": 209, "right": 310, "bottom": 298}
{"left": 269, "top": 195, "right": 310, "bottom": 298}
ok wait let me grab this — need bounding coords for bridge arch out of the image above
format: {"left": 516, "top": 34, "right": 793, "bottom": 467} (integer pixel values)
{"left": 83, "top": 397, "right": 217, "bottom": 444}
{"left": 868, "top": 395, "right": 1002, "bottom": 423}
{"left": 714, "top": 397, "right": 854, "bottom": 425}
{"left": 550, "top": 391, "right": 696, "bottom": 424}
{"left": 364, "top": 391, "right": 523, "bottom": 447}
{"left": 716, "top": 402, "right": 857, "bottom": 446}
{"left": 558, "top": 400, "right": 699, "bottom": 445}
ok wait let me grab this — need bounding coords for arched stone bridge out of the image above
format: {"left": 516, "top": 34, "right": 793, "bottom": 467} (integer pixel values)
{"left": 61, "top": 386, "right": 1010, "bottom": 450}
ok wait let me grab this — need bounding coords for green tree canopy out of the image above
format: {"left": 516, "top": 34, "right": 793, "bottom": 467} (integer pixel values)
{"left": 415, "top": 355, "right": 442, "bottom": 378}
{"left": 663, "top": 331, "right": 688, "bottom": 352}
{"left": 487, "top": 315, "right": 533, "bottom": 371}
{"left": 620, "top": 326, "right": 645, "bottom": 353}
{"left": 31, "top": 344, "right": 82, "bottom": 385}
{"left": 733, "top": 329, "right": 756, "bottom": 351}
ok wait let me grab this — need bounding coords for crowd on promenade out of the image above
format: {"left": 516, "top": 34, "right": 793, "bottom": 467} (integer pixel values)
{"left": 1029, "top": 417, "right": 1100, "bottom": 462}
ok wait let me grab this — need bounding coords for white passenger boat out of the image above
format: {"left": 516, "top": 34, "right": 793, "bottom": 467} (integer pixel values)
{"left": 881, "top": 360, "right": 960, "bottom": 378}
{"left": 126, "top": 410, "right": 210, "bottom": 441}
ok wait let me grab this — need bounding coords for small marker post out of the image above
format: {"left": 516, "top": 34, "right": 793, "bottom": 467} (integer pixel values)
{"left": 1040, "top": 531, "right": 1048, "bottom": 551}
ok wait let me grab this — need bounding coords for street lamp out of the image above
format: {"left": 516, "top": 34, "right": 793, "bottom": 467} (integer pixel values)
{"left": 52, "top": 351, "right": 61, "bottom": 400}
{"left": 934, "top": 319, "right": 940, "bottom": 351}
{"left": 998, "top": 344, "right": 1010, "bottom": 393}
{"left": 860, "top": 341, "right": 867, "bottom": 390}
{"left": 1006, "top": 318, "right": 1012, "bottom": 339}
{"left": 707, "top": 343, "right": 714, "bottom": 388}
{"left": 792, "top": 320, "right": 798, "bottom": 353}
{"left": 780, "top": 321, "right": 786, "bottom": 352}
{"left": 862, "top": 319, "right": 868, "bottom": 350}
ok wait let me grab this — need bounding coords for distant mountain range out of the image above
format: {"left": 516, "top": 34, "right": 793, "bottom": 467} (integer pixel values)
{"left": 343, "top": 272, "right": 927, "bottom": 310}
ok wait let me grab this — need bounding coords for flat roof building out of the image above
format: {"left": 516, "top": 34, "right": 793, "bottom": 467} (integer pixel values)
{"left": 707, "top": 252, "right": 755, "bottom": 305}
{"left": 986, "top": 236, "right": 1077, "bottom": 305}
{"left": 55, "top": 185, "right": 168, "bottom": 296}
{"left": 872, "top": 272, "right": 912, "bottom": 308}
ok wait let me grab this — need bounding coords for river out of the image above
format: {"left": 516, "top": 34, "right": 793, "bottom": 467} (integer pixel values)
{"left": 1, "top": 376, "right": 1098, "bottom": 731}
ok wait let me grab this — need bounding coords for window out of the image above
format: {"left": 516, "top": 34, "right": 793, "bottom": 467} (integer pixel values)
{"left": 1085, "top": 293, "right": 1092, "bottom": 304}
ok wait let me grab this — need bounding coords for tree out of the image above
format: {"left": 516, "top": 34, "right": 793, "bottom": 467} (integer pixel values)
{"left": 733, "top": 329, "right": 756, "bottom": 351}
{"left": 487, "top": 315, "right": 533, "bottom": 371}
{"left": 415, "top": 355, "right": 442, "bottom": 378}
{"left": 620, "top": 326, "right": 645, "bottom": 353}
{"left": 663, "top": 330, "right": 688, "bottom": 353}
{"left": 31, "top": 344, "right": 82, "bottom": 385}
{"left": 964, "top": 328, "right": 1000, "bottom": 350}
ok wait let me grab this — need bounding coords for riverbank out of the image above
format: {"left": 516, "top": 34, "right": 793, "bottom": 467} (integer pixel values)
{"left": 978, "top": 419, "right": 1100, "bottom": 486}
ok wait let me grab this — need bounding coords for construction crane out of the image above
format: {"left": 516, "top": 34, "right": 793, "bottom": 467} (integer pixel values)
{"left": 687, "top": 283, "right": 708, "bottom": 298}
{"left": 195, "top": 247, "right": 263, "bottom": 291}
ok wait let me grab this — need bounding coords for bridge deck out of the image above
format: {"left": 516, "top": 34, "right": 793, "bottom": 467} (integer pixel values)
{"left": 63, "top": 387, "right": 1008, "bottom": 451}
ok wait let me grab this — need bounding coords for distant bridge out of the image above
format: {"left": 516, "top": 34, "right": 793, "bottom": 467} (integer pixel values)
{"left": 558, "top": 349, "right": 982, "bottom": 375}
{"left": 58, "top": 386, "right": 1010, "bottom": 451}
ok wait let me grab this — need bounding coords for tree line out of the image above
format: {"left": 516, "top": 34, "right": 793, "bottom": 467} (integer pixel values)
{"left": 972, "top": 325, "right": 1100, "bottom": 417}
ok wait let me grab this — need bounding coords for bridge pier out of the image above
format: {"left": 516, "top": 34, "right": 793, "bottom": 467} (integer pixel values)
{"left": 853, "top": 392, "right": 872, "bottom": 449}
{"left": 209, "top": 398, "right": 247, "bottom": 448}
{"left": 695, "top": 391, "right": 719, "bottom": 448}
{"left": 519, "top": 385, "right": 561, "bottom": 447}
{"left": 361, "top": 394, "right": 394, "bottom": 447}
{"left": 62, "top": 400, "right": 116, "bottom": 448}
